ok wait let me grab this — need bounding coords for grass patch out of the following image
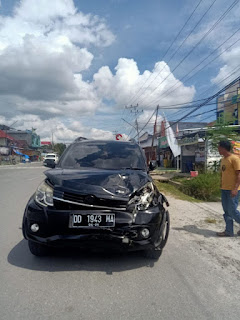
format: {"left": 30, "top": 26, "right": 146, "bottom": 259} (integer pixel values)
{"left": 171, "top": 176, "right": 191, "bottom": 183}
{"left": 180, "top": 172, "right": 221, "bottom": 201}
{"left": 154, "top": 180, "right": 201, "bottom": 202}
{"left": 205, "top": 218, "right": 217, "bottom": 224}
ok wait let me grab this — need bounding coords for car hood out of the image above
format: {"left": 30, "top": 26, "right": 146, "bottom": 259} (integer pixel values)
{"left": 45, "top": 168, "right": 151, "bottom": 198}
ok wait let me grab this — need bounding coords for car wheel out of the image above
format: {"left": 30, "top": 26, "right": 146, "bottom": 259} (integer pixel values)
{"left": 144, "top": 210, "right": 170, "bottom": 260}
{"left": 160, "top": 210, "right": 170, "bottom": 249}
{"left": 28, "top": 240, "right": 49, "bottom": 256}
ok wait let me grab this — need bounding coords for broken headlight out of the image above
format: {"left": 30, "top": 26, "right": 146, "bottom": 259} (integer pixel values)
{"left": 35, "top": 181, "right": 54, "bottom": 207}
{"left": 127, "top": 182, "right": 159, "bottom": 212}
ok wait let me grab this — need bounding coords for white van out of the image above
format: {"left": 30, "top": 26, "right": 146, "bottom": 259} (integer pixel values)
{"left": 44, "top": 153, "right": 59, "bottom": 165}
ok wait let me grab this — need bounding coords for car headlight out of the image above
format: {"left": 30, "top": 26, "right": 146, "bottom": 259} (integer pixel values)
{"left": 35, "top": 181, "right": 54, "bottom": 207}
{"left": 127, "top": 182, "right": 159, "bottom": 212}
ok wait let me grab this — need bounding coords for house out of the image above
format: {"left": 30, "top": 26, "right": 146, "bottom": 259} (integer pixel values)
{"left": 0, "top": 130, "right": 14, "bottom": 147}
{"left": 158, "top": 121, "right": 209, "bottom": 168}
{"left": 139, "top": 132, "right": 158, "bottom": 164}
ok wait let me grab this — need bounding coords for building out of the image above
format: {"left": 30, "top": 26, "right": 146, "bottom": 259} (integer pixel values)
{"left": 0, "top": 126, "right": 41, "bottom": 163}
{"left": 5, "top": 129, "right": 40, "bottom": 148}
{"left": 0, "top": 129, "right": 14, "bottom": 147}
{"left": 139, "top": 132, "right": 158, "bottom": 164}
{"left": 217, "top": 80, "right": 240, "bottom": 123}
{"left": 158, "top": 121, "right": 208, "bottom": 169}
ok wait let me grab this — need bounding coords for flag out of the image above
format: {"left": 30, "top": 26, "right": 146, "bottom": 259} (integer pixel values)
{"left": 165, "top": 117, "right": 181, "bottom": 157}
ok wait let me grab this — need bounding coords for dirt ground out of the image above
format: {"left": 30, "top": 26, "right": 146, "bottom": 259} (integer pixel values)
{"left": 167, "top": 195, "right": 240, "bottom": 278}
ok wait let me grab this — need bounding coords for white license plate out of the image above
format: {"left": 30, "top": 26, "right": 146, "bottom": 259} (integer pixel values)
{"left": 70, "top": 214, "right": 115, "bottom": 228}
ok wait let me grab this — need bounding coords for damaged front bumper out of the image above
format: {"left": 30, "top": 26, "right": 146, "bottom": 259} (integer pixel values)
{"left": 23, "top": 196, "right": 167, "bottom": 252}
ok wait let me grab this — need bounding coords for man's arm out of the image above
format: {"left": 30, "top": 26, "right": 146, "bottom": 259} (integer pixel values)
{"left": 232, "top": 170, "right": 240, "bottom": 197}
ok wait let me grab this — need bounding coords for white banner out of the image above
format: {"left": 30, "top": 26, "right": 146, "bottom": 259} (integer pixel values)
{"left": 165, "top": 118, "right": 181, "bottom": 157}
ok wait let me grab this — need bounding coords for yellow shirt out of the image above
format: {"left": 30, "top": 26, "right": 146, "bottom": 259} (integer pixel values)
{"left": 220, "top": 154, "right": 240, "bottom": 190}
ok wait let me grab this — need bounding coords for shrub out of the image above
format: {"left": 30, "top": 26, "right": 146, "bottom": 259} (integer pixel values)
{"left": 180, "top": 173, "right": 220, "bottom": 201}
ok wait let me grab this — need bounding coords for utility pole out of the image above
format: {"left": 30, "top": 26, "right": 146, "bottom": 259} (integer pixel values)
{"left": 51, "top": 131, "right": 54, "bottom": 149}
{"left": 125, "top": 104, "right": 143, "bottom": 144}
{"left": 150, "top": 105, "right": 159, "bottom": 163}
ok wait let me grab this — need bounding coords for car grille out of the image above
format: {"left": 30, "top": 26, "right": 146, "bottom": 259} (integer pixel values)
{"left": 53, "top": 189, "right": 127, "bottom": 210}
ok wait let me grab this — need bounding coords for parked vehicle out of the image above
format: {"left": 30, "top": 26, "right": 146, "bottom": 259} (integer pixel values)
{"left": 43, "top": 153, "right": 59, "bottom": 166}
{"left": 22, "top": 140, "right": 170, "bottom": 259}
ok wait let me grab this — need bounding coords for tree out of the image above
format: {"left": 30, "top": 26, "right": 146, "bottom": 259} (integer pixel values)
{"left": 53, "top": 143, "right": 66, "bottom": 156}
{"left": 207, "top": 112, "right": 240, "bottom": 152}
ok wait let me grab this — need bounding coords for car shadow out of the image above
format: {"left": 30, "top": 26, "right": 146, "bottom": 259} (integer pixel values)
{"left": 173, "top": 225, "right": 217, "bottom": 238}
{"left": 7, "top": 239, "right": 158, "bottom": 273}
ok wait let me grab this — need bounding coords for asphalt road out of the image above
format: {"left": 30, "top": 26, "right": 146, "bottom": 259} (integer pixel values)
{"left": 0, "top": 163, "right": 240, "bottom": 320}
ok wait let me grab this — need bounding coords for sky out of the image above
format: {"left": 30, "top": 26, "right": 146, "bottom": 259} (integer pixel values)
{"left": 0, "top": 0, "right": 239, "bottom": 142}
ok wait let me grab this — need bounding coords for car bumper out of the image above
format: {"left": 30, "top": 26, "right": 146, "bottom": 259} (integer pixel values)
{"left": 23, "top": 197, "right": 167, "bottom": 252}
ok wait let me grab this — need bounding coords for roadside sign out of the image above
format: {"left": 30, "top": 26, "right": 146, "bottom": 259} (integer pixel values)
{"left": 116, "top": 134, "right": 123, "bottom": 140}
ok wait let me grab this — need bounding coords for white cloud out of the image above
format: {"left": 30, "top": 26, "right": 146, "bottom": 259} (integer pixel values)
{"left": 211, "top": 45, "right": 240, "bottom": 85}
{"left": 0, "top": 0, "right": 114, "bottom": 117}
{"left": 94, "top": 58, "right": 196, "bottom": 108}
{"left": 0, "top": 0, "right": 197, "bottom": 138}
{"left": 0, "top": 0, "right": 114, "bottom": 49}
{"left": 1, "top": 114, "right": 128, "bottom": 142}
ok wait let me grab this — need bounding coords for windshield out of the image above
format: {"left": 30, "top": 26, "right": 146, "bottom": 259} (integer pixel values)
{"left": 59, "top": 142, "right": 146, "bottom": 170}
{"left": 46, "top": 155, "right": 55, "bottom": 158}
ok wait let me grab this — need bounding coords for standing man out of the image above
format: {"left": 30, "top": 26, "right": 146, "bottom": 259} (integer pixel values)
{"left": 217, "top": 140, "right": 240, "bottom": 237}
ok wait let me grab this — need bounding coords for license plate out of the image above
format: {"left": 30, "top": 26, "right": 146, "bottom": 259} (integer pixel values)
{"left": 70, "top": 214, "right": 115, "bottom": 228}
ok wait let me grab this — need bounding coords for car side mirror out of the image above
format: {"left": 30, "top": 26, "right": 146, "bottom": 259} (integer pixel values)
{"left": 45, "top": 159, "right": 55, "bottom": 168}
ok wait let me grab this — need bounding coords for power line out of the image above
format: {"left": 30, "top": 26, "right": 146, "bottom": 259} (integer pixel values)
{"left": 165, "top": 75, "right": 240, "bottom": 130}
{"left": 125, "top": 104, "right": 143, "bottom": 143}
{"left": 184, "top": 95, "right": 240, "bottom": 121}
{"left": 126, "top": 0, "right": 204, "bottom": 107}
{"left": 148, "top": 29, "right": 240, "bottom": 106}
{"left": 133, "top": 108, "right": 158, "bottom": 139}
{"left": 133, "top": 73, "right": 240, "bottom": 140}
{"left": 148, "top": 67, "right": 240, "bottom": 125}
{"left": 159, "top": 64, "right": 240, "bottom": 125}
{"left": 129, "top": 0, "right": 214, "bottom": 107}
{"left": 137, "top": 0, "right": 239, "bottom": 107}
{"left": 133, "top": 0, "right": 218, "bottom": 106}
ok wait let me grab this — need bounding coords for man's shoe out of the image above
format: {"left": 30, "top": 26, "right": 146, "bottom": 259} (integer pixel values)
{"left": 237, "top": 230, "right": 240, "bottom": 236}
{"left": 216, "top": 231, "right": 232, "bottom": 237}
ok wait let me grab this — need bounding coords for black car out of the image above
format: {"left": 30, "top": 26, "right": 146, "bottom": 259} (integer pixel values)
{"left": 22, "top": 140, "right": 170, "bottom": 259}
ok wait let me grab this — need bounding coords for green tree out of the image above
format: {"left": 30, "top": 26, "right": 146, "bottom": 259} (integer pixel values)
{"left": 53, "top": 143, "right": 66, "bottom": 156}
{"left": 207, "top": 112, "right": 240, "bottom": 152}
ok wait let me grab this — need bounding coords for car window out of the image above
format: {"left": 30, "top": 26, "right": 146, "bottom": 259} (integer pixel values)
{"left": 46, "top": 154, "right": 55, "bottom": 158}
{"left": 59, "top": 142, "right": 146, "bottom": 170}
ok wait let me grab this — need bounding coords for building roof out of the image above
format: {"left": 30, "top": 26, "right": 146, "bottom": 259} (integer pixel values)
{"left": 0, "top": 130, "right": 14, "bottom": 140}
{"left": 169, "top": 121, "right": 208, "bottom": 132}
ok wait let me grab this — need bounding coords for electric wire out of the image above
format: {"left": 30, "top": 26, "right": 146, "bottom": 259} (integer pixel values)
{"left": 126, "top": 0, "right": 205, "bottom": 107}
{"left": 129, "top": 0, "right": 215, "bottom": 107}
{"left": 164, "top": 75, "right": 240, "bottom": 130}
{"left": 137, "top": 0, "right": 239, "bottom": 106}
{"left": 148, "top": 30, "right": 240, "bottom": 106}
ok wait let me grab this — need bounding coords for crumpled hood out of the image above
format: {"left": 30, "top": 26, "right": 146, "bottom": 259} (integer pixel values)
{"left": 45, "top": 168, "right": 151, "bottom": 198}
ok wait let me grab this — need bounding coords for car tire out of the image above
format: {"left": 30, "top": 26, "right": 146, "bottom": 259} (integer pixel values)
{"left": 160, "top": 210, "right": 170, "bottom": 249}
{"left": 28, "top": 240, "right": 49, "bottom": 256}
{"left": 144, "top": 210, "right": 170, "bottom": 260}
